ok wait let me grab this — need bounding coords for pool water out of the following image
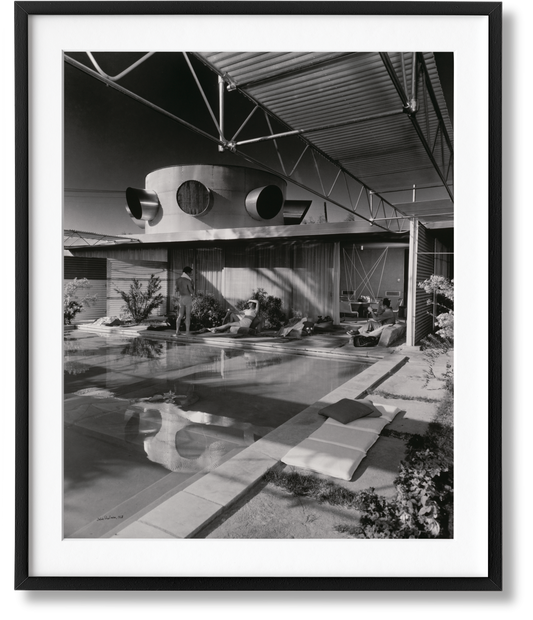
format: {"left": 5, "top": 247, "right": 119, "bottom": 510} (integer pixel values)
{"left": 64, "top": 332, "right": 370, "bottom": 537}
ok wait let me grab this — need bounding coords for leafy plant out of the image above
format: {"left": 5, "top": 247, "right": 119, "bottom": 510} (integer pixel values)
{"left": 171, "top": 293, "right": 226, "bottom": 331}
{"left": 352, "top": 391, "right": 453, "bottom": 539}
{"left": 63, "top": 278, "right": 98, "bottom": 325}
{"left": 190, "top": 293, "right": 226, "bottom": 330}
{"left": 121, "top": 338, "right": 164, "bottom": 360}
{"left": 418, "top": 275, "right": 454, "bottom": 341}
{"left": 114, "top": 275, "right": 164, "bottom": 324}
{"left": 303, "top": 214, "right": 327, "bottom": 225}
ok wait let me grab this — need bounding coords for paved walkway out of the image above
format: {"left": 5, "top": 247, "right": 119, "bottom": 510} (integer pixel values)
{"left": 202, "top": 345, "right": 453, "bottom": 539}
{"left": 70, "top": 321, "right": 451, "bottom": 539}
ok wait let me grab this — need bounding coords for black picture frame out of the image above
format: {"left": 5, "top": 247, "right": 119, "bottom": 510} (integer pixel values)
{"left": 15, "top": 1, "right": 502, "bottom": 591}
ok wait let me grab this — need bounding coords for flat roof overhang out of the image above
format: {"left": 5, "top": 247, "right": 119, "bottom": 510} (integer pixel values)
{"left": 65, "top": 222, "right": 418, "bottom": 252}
{"left": 114, "top": 220, "right": 408, "bottom": 245}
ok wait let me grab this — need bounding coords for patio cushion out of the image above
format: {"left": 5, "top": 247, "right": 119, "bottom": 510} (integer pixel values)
{"left": 367, "top": 401, "right": 402, "bottom": 422}
{"left": 308, "top": 425, "right": 379, "bottom": 453}
{"left": 318, "top": 398, "right": 375, "bottom": 423}
{"left": 281, "top": 438, "right": 366, "bottom": 481}
{"left": 282, "top": 401, "right": 398, "bottom": 480}
{"left": 324, "top": 416, "right": 390, "bottom": 435}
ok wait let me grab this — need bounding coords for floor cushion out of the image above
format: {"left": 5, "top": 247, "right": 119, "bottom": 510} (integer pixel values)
{"left": 324, "top": 416, "right": 390, "bottom": 434}
{"left": 281, "top": 402, "right": 402, "bottom": 481}
{"left": 308, "top": 424, "right": 379, "bottom": 453}
{"left": 281, "top": 438, "right": 366, "bottom": 481}
{"left": 318, "top": 398, "right": 375, "bottom": 424}
{"left": 366, "top": 401, "right": 402, "bottom": 422}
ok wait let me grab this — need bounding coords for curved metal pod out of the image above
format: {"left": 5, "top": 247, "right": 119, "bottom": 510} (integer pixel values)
{"left": 245, "top": 185, "right": 284, "bottom": 221}
{"left": 127, "top": 212, "right": 146, "bottom": 229}
{"left": 125, "top": 187, "right": 161, "bottom": 221}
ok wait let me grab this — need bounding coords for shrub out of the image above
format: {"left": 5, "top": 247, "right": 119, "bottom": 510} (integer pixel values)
{"left": 354, "top": 453, "right": 452, "bottom": 539}
{"left": 349, "top": 389, "right": 454, "bottom": 539}
{"left": 190, "top": 293, "right": 226, "bottom": 330}
{"left": 418, "top": 276, "right": 454, "bottom": 390}
{"left": 114, "top": 275, "right": 164, "bottom": 324}
{"left": 171, "top": 293, "right": 226, "bottom": 331}
{"left": 236, "top": 288, "right": 286, "bottom": 330}
{"left": 418, "top": 275, "right": 454, "bottom": 341}
{"left": 64, "top": 278, "right": 98, "bottom": 324}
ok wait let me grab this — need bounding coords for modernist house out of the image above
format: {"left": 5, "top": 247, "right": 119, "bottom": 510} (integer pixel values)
{"left": 64, "top": 52, "right": 453, "bottom": 345}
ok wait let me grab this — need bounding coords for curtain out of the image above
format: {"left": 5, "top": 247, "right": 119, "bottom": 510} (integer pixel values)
{"left": 171, "top": 241, "right": 341, "bottom": 322}
{"left": 291, "top": 241, "right": 337, "bottom": 319}
{"left": 222, "top": 241, "right": 338, "bottom": 320}
{"left": 195, "top": 248, "right": 224, "bottom": 305}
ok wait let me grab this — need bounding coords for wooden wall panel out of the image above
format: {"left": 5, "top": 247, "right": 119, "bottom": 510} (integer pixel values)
{"left": 64, "top": 256, "right": 107, "bottom": 323}
{"left": 107, "top": 259, "right": 169, "bottom": 317}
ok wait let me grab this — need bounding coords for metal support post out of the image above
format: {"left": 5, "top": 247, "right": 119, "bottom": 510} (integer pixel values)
{"left": 406, "top": 218, "right": 419, "bottom": 346}
{"left": 218, "top": 75, "right": 225, "bottom": 152}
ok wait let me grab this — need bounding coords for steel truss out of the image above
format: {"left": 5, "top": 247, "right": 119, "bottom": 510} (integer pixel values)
{"left": 380, "top": 52, "right": 454, "bottom": 202}
{"left": 65, "top": 51, "right": 452, "bottom": 233}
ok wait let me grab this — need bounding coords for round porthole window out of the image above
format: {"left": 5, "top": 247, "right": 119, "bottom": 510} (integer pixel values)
{"left": 245, "top": 185, "right": 284, "bottom": 220}
{"left": 176, "top": 180, "right": 213, "bottom": 216}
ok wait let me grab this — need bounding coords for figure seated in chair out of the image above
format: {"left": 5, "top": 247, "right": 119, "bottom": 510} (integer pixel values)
{"left": 208, "top": 300, "right": 260, "bottom": 334}
{"left": 347, "top": 298, "right": 395, "bottom": 340}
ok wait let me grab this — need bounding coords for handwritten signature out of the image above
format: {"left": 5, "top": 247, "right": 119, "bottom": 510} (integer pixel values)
{"left": 96, "top": 515, "right": 124, "bottom": 521}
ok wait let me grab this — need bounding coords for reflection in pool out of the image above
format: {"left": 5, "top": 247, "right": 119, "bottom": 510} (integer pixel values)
{"left": 64, "top": 332, "right": 370, "bottom": 537}
{"left": 125, "top": 398, "right": 273, "bottom": 473}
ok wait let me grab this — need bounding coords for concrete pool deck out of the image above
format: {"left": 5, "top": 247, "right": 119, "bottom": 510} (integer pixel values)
{"left": 64, "top": 326, "right": 450, "bottom": 538}
{"left": 75, "top": 319, "right": 402, "bottom": 364}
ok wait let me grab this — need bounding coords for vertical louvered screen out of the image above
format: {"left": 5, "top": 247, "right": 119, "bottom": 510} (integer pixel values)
{"left": 414, "top": 223, "right": 435, "bottom": 344}
{"left": 108, "top": 259, "right": 169, "bottom": 317}
{"left": 64, "top": 256, "right": 107, "bottom": 323}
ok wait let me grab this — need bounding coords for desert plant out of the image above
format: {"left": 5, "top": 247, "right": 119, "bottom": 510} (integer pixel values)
{"left": 63, "top": 278, "right": 98, "bottom": 324}
{"left": 114, "top": 275, "right": 164, "bottom": 324}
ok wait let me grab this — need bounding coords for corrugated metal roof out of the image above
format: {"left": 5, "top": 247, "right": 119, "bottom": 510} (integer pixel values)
{"left": 196, "top": 52, "right": 453, "bottom": 225}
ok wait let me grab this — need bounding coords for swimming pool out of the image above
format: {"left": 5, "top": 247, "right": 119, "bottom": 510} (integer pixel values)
{"left": 64, "top": 331, "right": 370, "bottom": 537}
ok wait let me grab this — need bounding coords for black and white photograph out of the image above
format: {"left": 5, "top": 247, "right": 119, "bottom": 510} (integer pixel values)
{"left": 63, "top": 50, "right": 455, "bottom": 541}
{"left": 10, "top": 1, "right": 509, "bottom": 595}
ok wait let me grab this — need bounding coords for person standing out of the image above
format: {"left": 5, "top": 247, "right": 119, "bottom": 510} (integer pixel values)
{"left": 173, "top": 266, "right": 194, "bottom": 336}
